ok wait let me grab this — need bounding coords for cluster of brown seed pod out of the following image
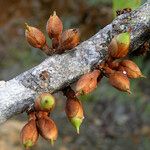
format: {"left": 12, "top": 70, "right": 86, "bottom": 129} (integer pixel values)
{"left": 21, "top": 11, "right": 84, "bottom": 150}
{"left": 25, "top": 11, "right": 80, "bottom": 55}
{"left": 20, "top": 93, "right": 57, "bottom": 149}
{"left": 21, "top": 10, "right": 147, "bottom": 150}
{"left": 75, "top": 32, "right": 145, "bottom": 96}
{"left": 20, "top": 90, "right": 84, "bottom": 149}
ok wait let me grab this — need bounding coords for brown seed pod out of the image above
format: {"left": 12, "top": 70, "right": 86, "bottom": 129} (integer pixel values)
{"left": 65, "top": 98, "right": 83, "bottom": 118}
{"left": 25, "top": 23, "right": 46, "bottom": 49}
{"left": 119, "top": 60, "right": 145, "bottom": 78}
{"left": 59, "top": 28, "right": 80, "bottom": 52}
{"left": 34, "top": 93, "right": 55, "bottom": 112}
{"left": 108, "top": 32, "right": 130, "bottom": 59}
{"left": 65, "top": 97, "right": 84, "bottom": 134}
{"left": 37, "top": 116, "right": 58, "bottom": 146}
{"left": 76, "top": 70, "right": 100, "bottom": 96}
{"left": 20, "top": 119, "right": 39, "bottom": 149}
{"left": 46, "top": 11, "right": 63, "bottom": 39}
{"left": 109, "top": 71, "right": 131, "bottom": 94}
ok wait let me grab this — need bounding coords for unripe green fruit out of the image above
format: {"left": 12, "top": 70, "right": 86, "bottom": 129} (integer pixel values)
{"left": 70, "top": 117, "right": 83, "bottom": 134}
{"left": 23, "top": 140, "right": 33, "bottom": 148}
{"left": 34, "top": 93, "right": 55, "bottom": 112}
{"left": 116, "top": 32, "right": 130, "bottom": 45}
{"left": 40, "top": 95, "right": 55, "bottom": 109}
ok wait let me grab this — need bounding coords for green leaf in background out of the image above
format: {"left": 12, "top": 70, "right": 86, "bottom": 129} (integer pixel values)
{"left": 113, "top": 0, "right": 141, "bottom": 17}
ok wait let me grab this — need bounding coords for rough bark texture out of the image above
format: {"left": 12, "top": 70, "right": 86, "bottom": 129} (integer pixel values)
{"left": 0, "top": 2, "right": 150, "bottom": 124}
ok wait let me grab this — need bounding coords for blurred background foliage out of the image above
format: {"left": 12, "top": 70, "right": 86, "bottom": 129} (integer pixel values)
{"left": 0, "top": 0, "right": 150, "bottom": 150}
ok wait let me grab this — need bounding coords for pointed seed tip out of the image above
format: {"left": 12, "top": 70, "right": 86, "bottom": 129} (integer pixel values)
{"left": 50, "top": 139, "right": 54, "bottom": 147}
{"left": 25, "top": 23, "right": 30, "bottom": 31}
{"left": 141, "top": 74, "right": 146, "bottom": 78}
{"left": 53, "top": 11, "right": 56, "bottom": 16}
{"left": 76, "top": 126, "right": 80, "bottom": 134}
{"left": 127, "top": 89, "right": 132, "bottom": 94}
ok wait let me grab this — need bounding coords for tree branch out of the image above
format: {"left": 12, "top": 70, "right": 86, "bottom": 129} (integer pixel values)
{"left": 0, "top": 2, "right": 150, "bottom": 124}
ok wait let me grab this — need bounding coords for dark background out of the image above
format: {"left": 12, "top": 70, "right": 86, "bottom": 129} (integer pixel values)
{"left": 0, "top": 0, "right": 150, "bottom": 150}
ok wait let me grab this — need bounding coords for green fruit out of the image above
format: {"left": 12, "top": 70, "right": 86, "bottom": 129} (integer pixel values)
{"left": 70, "top": 117, "right": 83, "bottom": 134}
{"left": 23, "top": 140, "right": 33, "bottom": 148}
{"left": 40, "top": 94, "right": 55, "bottom": 110}
{"left": 116, "top": 32, "right": 130, "bottom": 45}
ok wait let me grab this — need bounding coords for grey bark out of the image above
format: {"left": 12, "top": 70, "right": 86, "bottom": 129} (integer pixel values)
{"left": 0, "top": 2, "right": 150, "bottom": 124}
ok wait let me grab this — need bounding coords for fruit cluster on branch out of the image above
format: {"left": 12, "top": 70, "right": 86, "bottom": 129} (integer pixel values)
{"left": 21, "top": 11, "right": 83, "bottom": 149}
{"left": 25, "top": 11, "right": 80, "bottom": 55}
{"left": 20, "top": 93, "right": 57, "bottom": 149}
{"left": 76, "top": 32, "right": 145, "bottom": 96}
{"left": 20, "top": 88, "right": 84, "bottom": 149}
{"left": 20, "top": 10, "right": 148, "bottom": 150}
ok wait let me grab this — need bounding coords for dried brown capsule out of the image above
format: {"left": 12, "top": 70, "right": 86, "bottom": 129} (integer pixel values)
{"left": 25, "top": 23, "right": 46, "bottom": 49}
{"left": 46, "top": 11, "right": 63, "bottom": 39}
{"left": 59, "top": 28, "right": 80, "bottom": 52}
{"left": 119, "top": 60, "right": 145, "bottom": 78}
{"left": 34, "top": 93, "right": 55, "bottom": 112}
{"left": 37, "top": 116, "right": 58, "bottom": 146}
{"left": 76, "top": 70, "right": 100, "bottom": 96}
{"left": 20, "top": 119, "right": 39, "bottom": 149}
{"left": 65, "top": 97, "right": 84, "bottom": 134}
{"left": 108, "top": 32, "right": 130, "bottom": 59}
{"left": 109, "top": 71, "right": 131, "bottom": 94}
